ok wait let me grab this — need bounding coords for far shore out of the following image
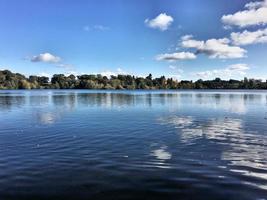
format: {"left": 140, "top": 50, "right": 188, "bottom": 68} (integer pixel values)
{"left": 1, "top": 69, "right": 267, "bottom": 90}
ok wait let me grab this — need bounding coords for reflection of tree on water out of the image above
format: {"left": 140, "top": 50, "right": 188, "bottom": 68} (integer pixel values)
{"left": 158, "top": 115, "right": 267, "bottom": 190}
{"left": 0, "top": 95, "right": 26, "bottom": 110}
{"left": 193, "top": 93, "right": 266, "bottom": 114}
{"left": 77, "top": 93, "right": 136, "bottom": 108}
{"left": 52, "top": 93, "right": 76, "bottom": 109}
{"left": 1, "top": 91, "right": 266, "bottom": 112}
{"left": 76, "top": 93, "right": 181, "bottom": 108}
{"left": 36, "top": 93, "right": 77, "bottom": 125}
{"left": 29, "top": 95, "right": 49, "bottom": 106}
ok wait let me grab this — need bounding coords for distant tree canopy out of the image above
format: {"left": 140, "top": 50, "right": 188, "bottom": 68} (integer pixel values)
{"left": 0, "top": 70, "right": 267, "bottom": 90}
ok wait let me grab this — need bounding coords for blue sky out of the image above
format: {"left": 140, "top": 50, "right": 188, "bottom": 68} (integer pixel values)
{"left": 0, "top": 0, "right": 267, "bottom": 80}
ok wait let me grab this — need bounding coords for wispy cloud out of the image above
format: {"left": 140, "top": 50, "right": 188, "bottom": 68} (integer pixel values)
{"left": 37, "top": 72, "right": 52, "bottom": 78}
{"left": 65, "top": 70, "right": 82, "bottom": 76}
{"left": 0, "top": 66, "right": 11, "bottom": 71}
{"left": 168, "top": 65, "right": 184, "bottom": 80}
{"left": 169, "top": 65, "right": 184, "bottom": 73}
{"left": 169, "top": 65, "right": 177, "bottom": 70}
{"left": 83, "top": 25, "right": 110, "bottom": 31}
{"left": 145, "top": 13, "right": 173, "bottom": 31}
{"left": 56, "top": 63, "right": 75, "bottom": 70}
{"left": 195, "top": 64, "right": 250, "bottom": 79}
{"left": 100, "top": 68, "right": 128, "bottom": 77}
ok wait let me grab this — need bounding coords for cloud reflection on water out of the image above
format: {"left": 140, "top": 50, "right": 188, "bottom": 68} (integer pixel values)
{"left": 158, "top": 115, "right": 267, "bottom": 189}
{"left": 150, "top": 145, "right": 172, "bottom": 169}
{"left": 37, "top": 112, "right": 57, "bottom": 125}
{"left": 151, "top": 146, "right": 172, "bottom": 160}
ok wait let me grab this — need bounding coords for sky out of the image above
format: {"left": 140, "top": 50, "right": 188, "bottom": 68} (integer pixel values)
{"left": 0, "top": 0, "right": 267, "bottom": 80}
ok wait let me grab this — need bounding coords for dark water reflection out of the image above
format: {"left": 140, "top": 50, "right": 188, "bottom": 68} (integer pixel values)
{"left": 0, "top": 90, "right": 267, "bottom": 200}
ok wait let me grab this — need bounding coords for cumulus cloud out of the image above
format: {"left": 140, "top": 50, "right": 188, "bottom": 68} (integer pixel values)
{"left": 155, "top": 52, "right": 196, "bottom": 61}
{"left": 145, "top": 13, "right": 173, "bottom": 31}
{"left": 231, "top": 28, "right": 267, "bottom": 45}
{"left": 245, "top": 0, "right": 267, "bottom": 9}
{"left": 30, "top": 53, "right": 75, "bottom": 73}
{"left": 195, "top": 64, "right": 250, "bottom": 79}
{"left": 31, "top": 53, "right": 61, "bottom": 63}
{"left": 221, "top": 0, "right": 267, "bottom": 27}
{"left": 181, "top": 35, "right": 247, "bottom": 59}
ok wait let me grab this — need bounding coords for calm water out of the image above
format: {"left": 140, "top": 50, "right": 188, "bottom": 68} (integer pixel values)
{"left": 0, "top": 90, "right": 267, "bottom": 200}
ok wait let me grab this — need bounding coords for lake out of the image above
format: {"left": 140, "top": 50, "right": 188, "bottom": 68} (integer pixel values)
{"left": 0, "top": 90, "right": 267, "bottom": 200}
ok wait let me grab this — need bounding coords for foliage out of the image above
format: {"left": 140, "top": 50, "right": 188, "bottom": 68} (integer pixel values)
{"left": 0, "top": 70, "right": 267, "bottom": 90}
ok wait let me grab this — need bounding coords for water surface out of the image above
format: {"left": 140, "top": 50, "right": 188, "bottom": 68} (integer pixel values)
{"left": 0, "top": 90, "right": 267, "bottom": 200}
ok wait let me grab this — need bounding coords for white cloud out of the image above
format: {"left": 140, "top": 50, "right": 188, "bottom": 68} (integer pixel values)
{"left": 195, "top": 64, "right": 250, "bottom": 79}
{"left": 221, "top": 0, "right": 267, "bottom": 28}
{"left": 0, "top": 66, "right": 8, "bottom": 70}
{"left": 30, "top": 53, "right": 75, "bottom": 74}
{"left": 181, "top": 36, "right": 247, "bottom": 59}
{"left": 169, "top": 65, "right": 177, "bottom": 70}
{"left": 100, "top": 68, "right": 128, "bottom": 77}
{"left": 181, "top": 34, "right": 193, "bottom": 41}
{"left": 231, "top": 28, "right": 267, "bottom": 45}
{"left": 181, "top": 37, "right": 204, "bottom": 49}
{"left": 155, "top": 52, "right": 196, "bottom": 61}
{"left": 37, "top": 72, "right": 52, "bottom": 78}
{"left": 245, "top": 0, "right": 267, "bottom": 9}
{"left": 31, "top": 53, "right": 61, "bottom": 63}
{"left": 228, "top": 63, "right": 250, "bottom": 71}
{"left": 145, "top": 13, "right": 173, "bottom": 31}
{"left": 56, "top": 63, "right": 74, "bottom": 70}
{"left": 168, "top": 65, "right": 184, "bottom": 80}
{"left": 83, "top": 25, "right": 109, "bottom": 31}
{"left": 222, "top": 25, "right": 233, "bottom": 30}
{"left": 65, "top": 70, "right": 81, "bottom": 76}
{"left": 169, "top": 65, "right": 184, "bottom": 73}
{"left": 93, "top": 25, "right": 109, "bottom": 31}
{"left": 165, "top": 74, "right": 182, "bottom": 80}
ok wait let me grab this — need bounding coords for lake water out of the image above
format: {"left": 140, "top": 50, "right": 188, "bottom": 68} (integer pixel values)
{"left": 0, "top": 90, "right": 267, "bottom": 200}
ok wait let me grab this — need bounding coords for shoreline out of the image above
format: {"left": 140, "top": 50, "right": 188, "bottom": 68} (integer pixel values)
{"left": 1, "top": 69, "right": 267, "bottom": 90}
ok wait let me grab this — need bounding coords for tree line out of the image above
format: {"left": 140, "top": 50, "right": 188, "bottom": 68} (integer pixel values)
{"left": 0, "top": 69, "right": 267, "bottom": 90}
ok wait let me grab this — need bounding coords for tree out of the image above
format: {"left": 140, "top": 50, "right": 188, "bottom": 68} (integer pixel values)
{"left": 1, "top": 70, "right": 267, "bottom": 90}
